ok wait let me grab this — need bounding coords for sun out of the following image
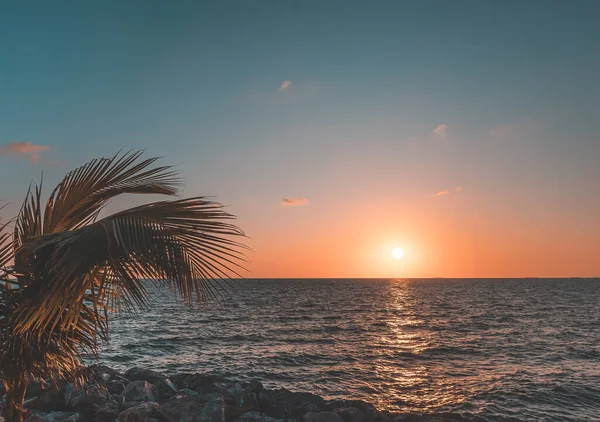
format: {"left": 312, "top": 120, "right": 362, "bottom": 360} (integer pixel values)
{"left": 391, "top": 247, "right": 405, "bottom": 260}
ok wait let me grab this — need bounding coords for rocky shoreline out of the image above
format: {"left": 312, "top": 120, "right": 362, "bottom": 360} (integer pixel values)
{"left": 0, "top": 366, "right": 510, "bottom": 422}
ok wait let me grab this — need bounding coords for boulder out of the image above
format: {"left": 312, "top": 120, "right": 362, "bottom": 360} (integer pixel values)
{"left": 170, "top": 374, "right": 222, "bottom": 394}
{"left": 235, "top": 411, "right": 283, "bottom": 422}
{"left": 62, "top": 383, "right": 119, "bottom": 416}
{"left": 107, "top": 380, "right": 127, "bottom": 395}
{"left": 117, "top": 402, "right": 159, "bottom": 421}
{"left": 23, "top": 412, "right": 85, "bottom": 422}
{"left": 258, "top": 388, "right": 325, "bottom": 419}
{"left": 124, "top": 368, "right": 178, "bottom": 400}
{"left": 26, "top": 386, "right": 66, "bottom": 411}
{"left": 324, "top": 401, "right": 378, "bottom": 422}
{"left": 303, "top": 412, "right": 345, "bottom": 422}
{"left": 93, "top": 399, "right": 122, "bottom": 421}
{"left": 123, "top": 381, "right": 159, "bottom": 403}
{"left": 198, "top": 398, "right": 223, "bottom": 422}
{"left": 89, "top": 365, "right": 128, "bottom": 383}
{"left": 239, "top": 381, "right": 263, "bottom": 411}
{"left": 160, "top": 397, "right": 207, "bottom": 422}
{"left": 334, "top": 408, "right": 366, "bottom": 422}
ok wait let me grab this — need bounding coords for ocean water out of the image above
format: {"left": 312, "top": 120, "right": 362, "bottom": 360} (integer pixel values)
{"left": 98, "top": 278, "right": 600, "bottom": 421}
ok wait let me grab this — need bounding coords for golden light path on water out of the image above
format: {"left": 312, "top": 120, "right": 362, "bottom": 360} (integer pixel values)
{"left": 368, "top": 280, "right": 468, "bottom": 412}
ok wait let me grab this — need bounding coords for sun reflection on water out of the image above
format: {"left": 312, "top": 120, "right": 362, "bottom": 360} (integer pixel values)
{"left": 368, "top": 280, "right": 469, "bottom": 412}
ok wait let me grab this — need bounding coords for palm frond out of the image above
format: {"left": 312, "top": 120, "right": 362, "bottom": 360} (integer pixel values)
{"left": 12, "top": 197, "right": 247, "bottom": 335}
{"left": 42, "top": 150, "right": 180, "bottom": 233}
{"left": 1, "top": 152, "right": 248, "bottom": 421}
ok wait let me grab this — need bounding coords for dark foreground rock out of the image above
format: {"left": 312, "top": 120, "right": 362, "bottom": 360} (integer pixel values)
{"left": 0, "top": 367, "right": 506, "bottom": 422}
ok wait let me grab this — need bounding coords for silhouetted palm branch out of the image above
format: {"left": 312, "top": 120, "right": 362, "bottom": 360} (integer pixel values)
{"left": 0, "top": 151, "right": 247, "bottom": 421}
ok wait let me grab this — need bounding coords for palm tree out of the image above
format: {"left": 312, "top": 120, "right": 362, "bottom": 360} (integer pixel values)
{"left": 0, "top": 151, "right": 247, "bottom": 421}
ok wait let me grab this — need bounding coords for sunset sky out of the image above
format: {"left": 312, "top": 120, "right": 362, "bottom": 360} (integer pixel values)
{"left": 1, "top": 1, "right": 599, "bottom": 278}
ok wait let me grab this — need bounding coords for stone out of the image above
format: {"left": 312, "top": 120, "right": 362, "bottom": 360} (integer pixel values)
{"left": 235, "top": 411, "right": 283, "bottom": 422}
{"left": 160, "top": 397, "right": 207, "bottom": 422}
{"left": 239, "top": 381, "right": 263, "bottom": 411}
{"left": 303, "top": 412, "right": 345, "bottom": 422}
{"left": 61, "top": 383, "right": 118, "bottom": 416}
{"left": 123, "top": 381, "right": 159, "bottom": 403}
{"left": 258, "top": 389, "right": 325, "bottom": 419}
{"left": 324, "top": 401, "right": 378, "bottom": 422}
{"left": 125, "top": 368, "right": 178, "bottom": 400}
{"left": 124, "top": 368, "right": 165, "bottom": 385}
{"left": 177, "top": 388, "right": 200, "bottom": 398}
{"left": 171, "top": 374, "right": 222, "bottom": 394}
{"left": 334, "top": 408, "right": 366, "bottom": 422}
{"left": 198, "top": 398, "right": 223, "bottom": 422}
{"left": 23, "top": 412, "right": 85, "bottom": 422}
{"left": 94, "top": 399, "right": 122, "bottom": 421}
{"left": 107, "top": 379, "right": 127, "bottom": 395}
{"left": 26, "top": 386, "right": 66, "bottom": 411}
{"left": 118, "top": 402, "right": 159, "bottom": 421}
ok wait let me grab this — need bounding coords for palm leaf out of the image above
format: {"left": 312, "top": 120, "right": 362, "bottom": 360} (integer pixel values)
{"left": 1, "top": 152, "right": 247, "bottom": 421}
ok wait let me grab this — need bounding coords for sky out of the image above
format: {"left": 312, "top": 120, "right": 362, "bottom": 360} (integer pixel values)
{"left": 1, "top": 1, "right": 599, "bottom": 278}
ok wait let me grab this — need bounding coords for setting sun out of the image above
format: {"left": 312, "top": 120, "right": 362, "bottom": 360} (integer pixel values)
{"left": 391, "top": 247, "right": 405, "bottom": 260}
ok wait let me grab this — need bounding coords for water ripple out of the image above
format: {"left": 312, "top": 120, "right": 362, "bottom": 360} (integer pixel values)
{"left": 97, "top": 278, "right": 600, "bottom": 421}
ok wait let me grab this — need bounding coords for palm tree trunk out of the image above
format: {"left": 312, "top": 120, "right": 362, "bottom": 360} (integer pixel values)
{"left": 4, "top": 378, "right": 28, "bottom": 422}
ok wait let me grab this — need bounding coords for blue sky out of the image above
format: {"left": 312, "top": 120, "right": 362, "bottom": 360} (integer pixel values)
{"left": 1, "top": 1, "right": 599, "bottom": 276}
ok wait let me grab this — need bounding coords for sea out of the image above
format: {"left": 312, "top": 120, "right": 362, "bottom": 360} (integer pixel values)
{"left": 98, "top": 278, "right": 600, "bottom": 421}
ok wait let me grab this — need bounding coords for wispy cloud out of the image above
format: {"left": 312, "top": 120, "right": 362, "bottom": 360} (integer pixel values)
{"left": 433, "top": 124, "right": 448, "bottom": 139}
{"left": 455, "top": 186, "right": 463, "bottom": 191}
{"left": 281, "top": 197, "right": 309, "bottom": 206}
{"left": 436, "top": 190, "right": 450, "bottom": 196}
{"left": 0, "top": 141, "right": 50, "bottom": 164}
{"left": 278, "top": 80, "right": 292, "bottom": 92}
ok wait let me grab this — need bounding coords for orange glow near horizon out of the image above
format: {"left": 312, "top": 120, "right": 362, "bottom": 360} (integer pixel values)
{"left": 236, "top": 189, "right": 600, "bottom": 279}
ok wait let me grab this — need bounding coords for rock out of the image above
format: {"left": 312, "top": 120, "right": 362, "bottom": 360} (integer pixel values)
{"left": 107, "top": 379, "right": 127, "bottom": 395}
{"left": 198, "top": 398, "right": 223, "bottom": 422}
{"left": 160, "top": 397, "right": 207, "bottom": 422}
{"left": 125, "top": 368, "right": 178, "bottom": 400}
{"left": 177, "top": 388, "right": 200, "bottom": 398}
{"left": 235, "top": 411, "right": 282, "bottom": 422}
{"left": 123, "top": 381, "right": 159, "bottom": 403}
{"left": 171, "top": 374, "right": 222, "bottom": 394}
{"left": 324, "top": 401, "right": 378, "bottom": 422}
{"left": 258, "top": 388, "right": 325, "bottom": 419}
{"left": 303, "top": 412, "right": 345, "bottom": 422}
{"left": 239, "top": 381, "right": 263, "bottom": 411}
{"left": 23, "top": 412, "right": 85, "bottom": 422}
{"left": 94, "top": 399, "right": 122, "bottom": 421}
{"left": 124, "top": 368, "right": 164, "bottom": 385}
{"left": 118, "top": 402, "right": 159, "bottom": 421}
{"left": 26, "top": 386, "right": 66, "bottom": 411}
{"left": 25, "top": 381, "right": 45, "bottom": 399}
{"left": 89, "top": 365, "right": 128, "bottom": 383}
{"left": 60, "top": 383, "right": 118, "bottom": 416}
{"left": 25, "top": 416, "right": 48, "bottom": 422}
{"left": 334, "top": 408, "right": 366, "bottom": 422}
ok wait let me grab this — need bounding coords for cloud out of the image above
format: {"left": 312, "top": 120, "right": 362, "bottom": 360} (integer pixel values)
{"left": 433, "top": 124, "right": 448, "bottom": 138}
{"left": 0, "top": 141, "right": 50, "bottom": 164}
{"left": 436, "top": 190, "right": 449, "bottom": 196}
{"left": 0, "top": 141, "right": 50, "bottom": 155}
{"left": 281, "top": 197, "right": 309, "bottom": 206}
{"left": 455, "top": 186, "right": 463, "bottom": 191}
{"left": 278, "top": 80, "right": 292, "bottom": 91}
